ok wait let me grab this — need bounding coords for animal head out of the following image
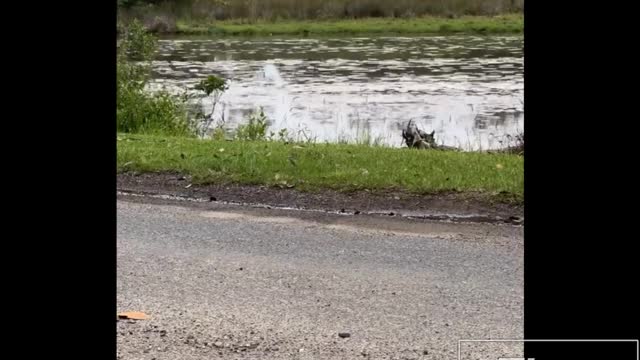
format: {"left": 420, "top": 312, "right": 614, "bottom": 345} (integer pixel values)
{"left": 420, "top": 130, "right": 436, "bottom": 145}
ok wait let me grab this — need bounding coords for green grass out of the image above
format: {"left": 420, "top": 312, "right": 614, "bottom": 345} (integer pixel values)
{"left": 174, "top": 15, "right": 523, "bottom": 36}
{"left": 117, "top": 133, "right": 523, "bottom": 202}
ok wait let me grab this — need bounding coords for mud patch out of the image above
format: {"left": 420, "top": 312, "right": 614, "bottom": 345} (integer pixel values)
{"left": 117, "top": 172, "right": 523, "bottom": 225}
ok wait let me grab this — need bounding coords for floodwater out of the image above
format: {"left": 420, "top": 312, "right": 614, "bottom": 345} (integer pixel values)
{"left": 149, "top": 35, "right": 523, "bottom": 149}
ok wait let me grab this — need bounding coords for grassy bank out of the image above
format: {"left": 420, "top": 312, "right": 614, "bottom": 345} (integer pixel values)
{"left": 117, "top": 133, "right": 523, "bottom": 202}
{"left": 170, "top": 15, "right": 523, "bottom": 35}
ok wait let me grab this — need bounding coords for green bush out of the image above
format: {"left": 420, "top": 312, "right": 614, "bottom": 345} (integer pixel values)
{"left": 235, "top": 107, "right": 269, "bottom": 141}
{"left": 117, "top": 20, "right": 194, "bottom": 136}
{"left": 193, "top": 75, "right": 229, "bottom": 137}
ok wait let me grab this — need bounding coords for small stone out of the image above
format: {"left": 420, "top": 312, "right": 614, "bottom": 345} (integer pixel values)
{"left": 338, "top": 332, "right": 351, "bottom": 338}
{"left": 209, "top": 196, "right": 217, "bottom": 202}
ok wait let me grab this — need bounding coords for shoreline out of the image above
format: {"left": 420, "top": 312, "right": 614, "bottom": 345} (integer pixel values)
{"left": 137, "top": 15, "right": 524, "bottom": 36}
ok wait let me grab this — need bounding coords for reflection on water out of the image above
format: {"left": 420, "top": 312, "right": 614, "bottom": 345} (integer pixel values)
{"left": 149, "top": 35, "right": 524, "bottom": 149}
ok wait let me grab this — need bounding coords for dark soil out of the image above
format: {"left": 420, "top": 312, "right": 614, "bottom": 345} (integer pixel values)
{"left": 117, "top": 172, "right": 523, "bottom": 225}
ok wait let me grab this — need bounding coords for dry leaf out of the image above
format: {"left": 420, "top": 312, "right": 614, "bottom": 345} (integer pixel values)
{"left": 117, "top": 311, "right": 149, "bottom": 320}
